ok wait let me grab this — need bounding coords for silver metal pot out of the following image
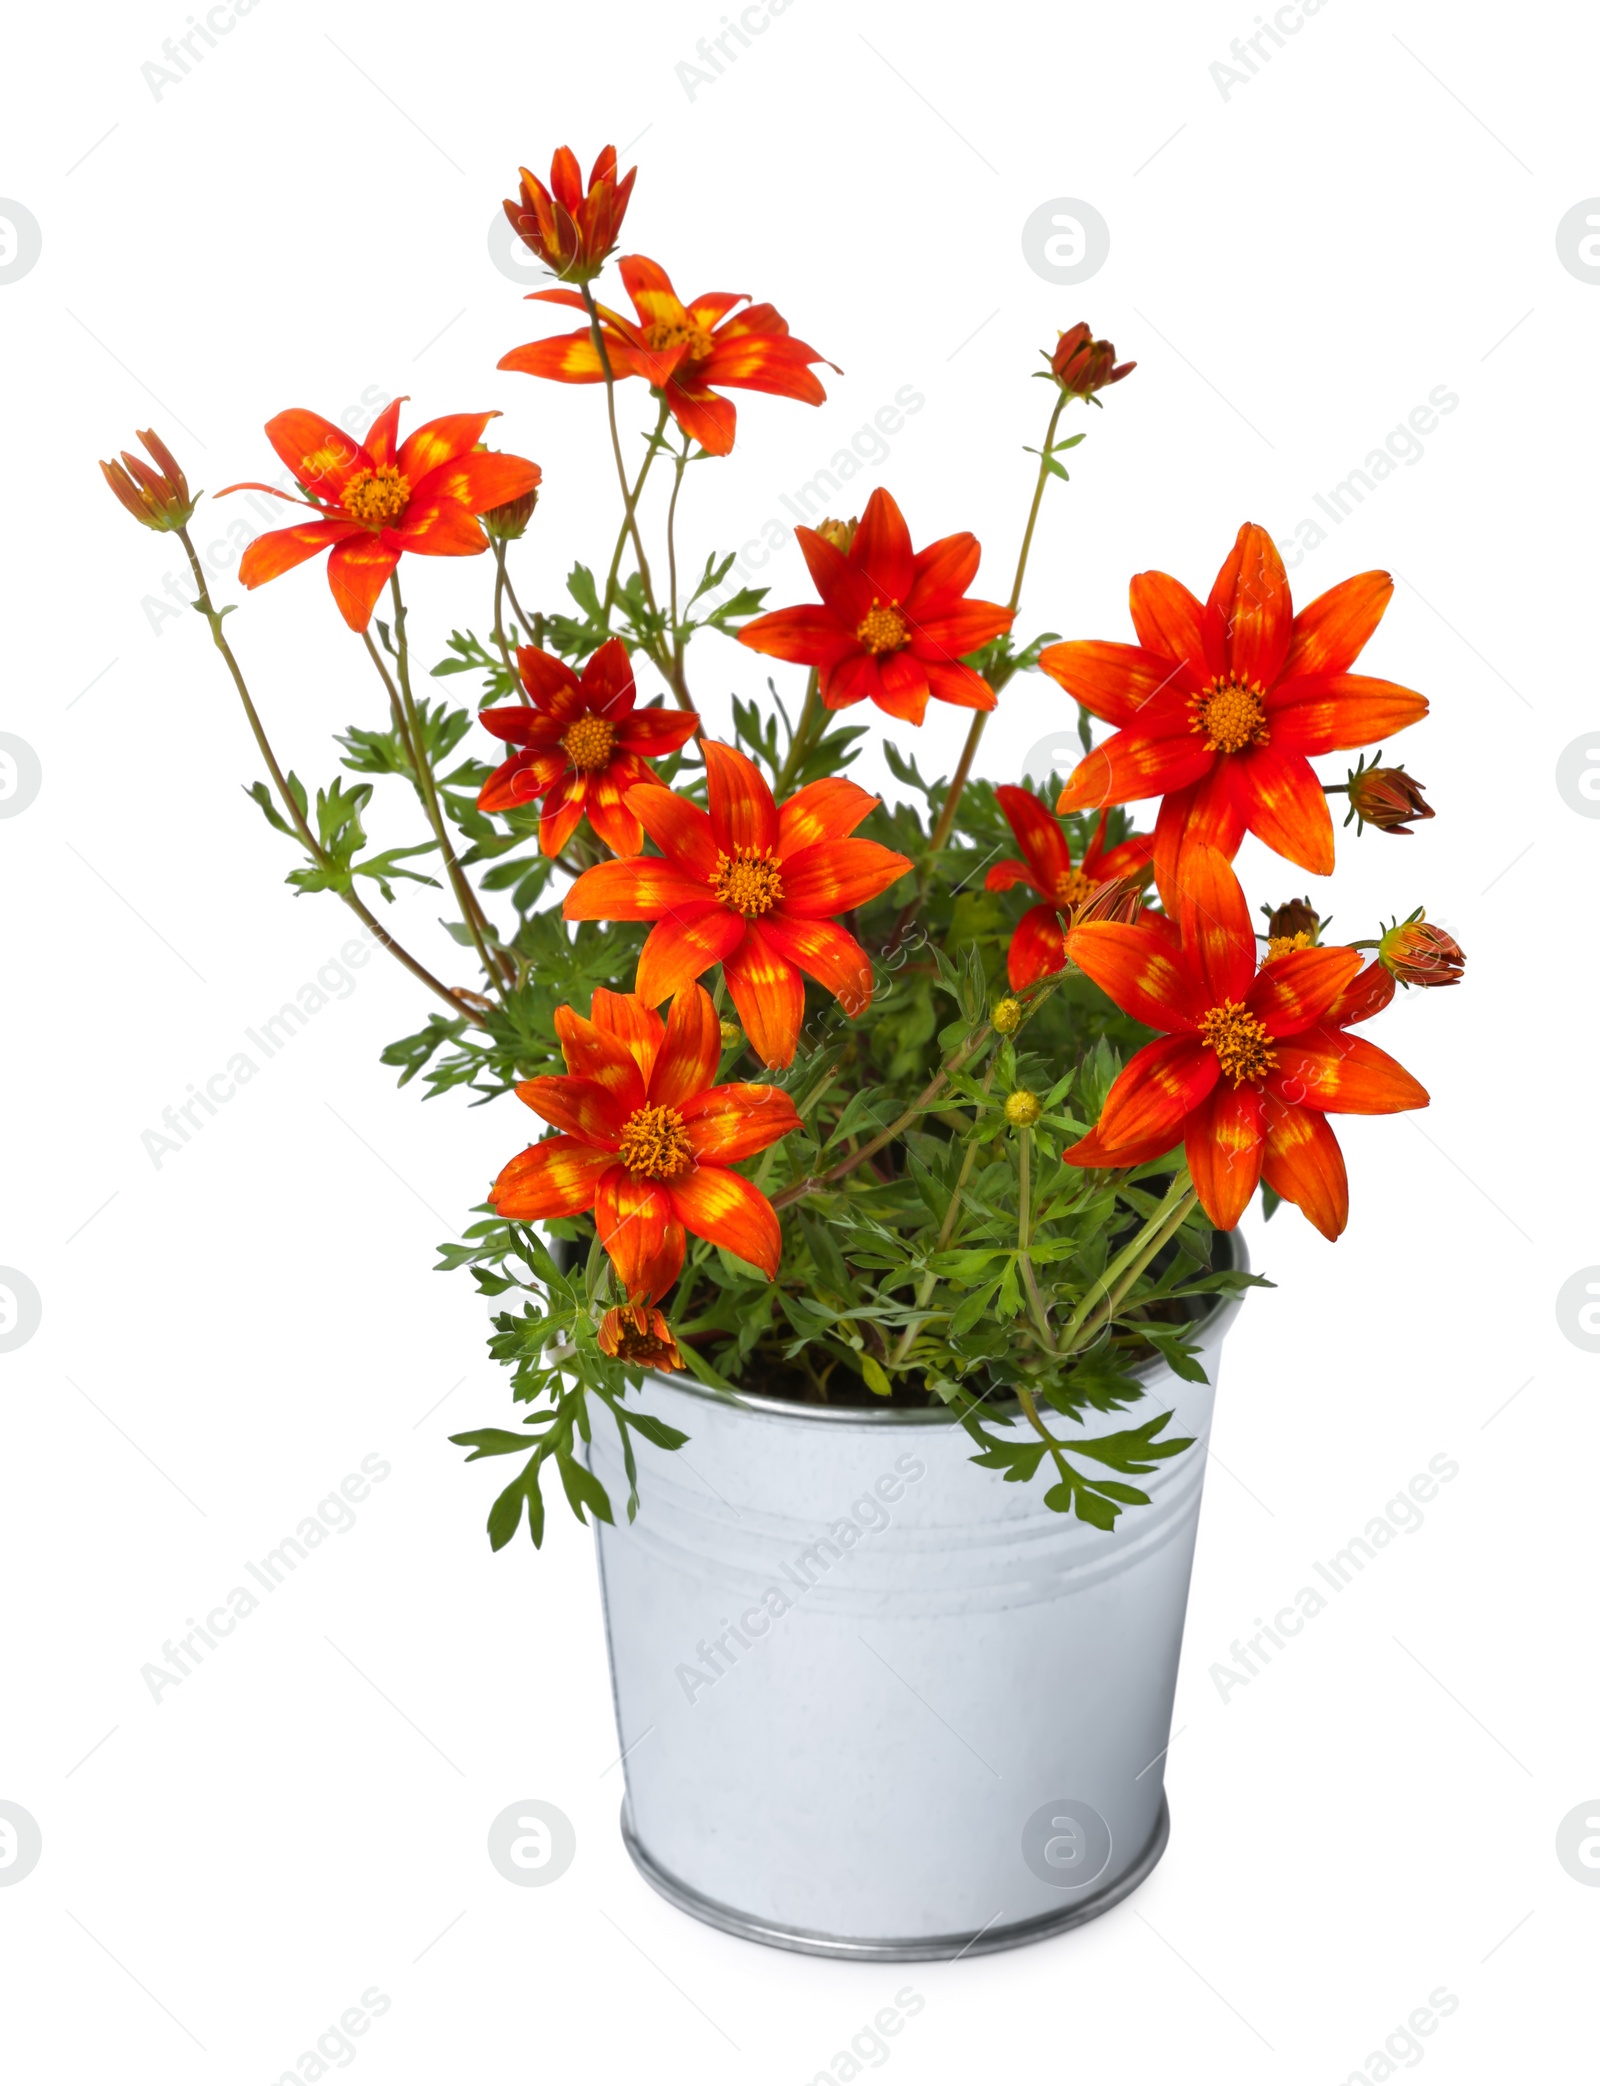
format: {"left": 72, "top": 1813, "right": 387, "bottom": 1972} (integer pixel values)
{"left": 589, "top": 1240, "right": 1246, "bottom": 1960}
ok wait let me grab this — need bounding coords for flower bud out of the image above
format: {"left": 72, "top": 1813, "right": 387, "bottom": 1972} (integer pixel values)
{"left": 597, "top": 1303, "right": 684, "bottom": 1372}
{"left": 1004, "top": 1088, "right": 1042, "bottom": 1128}
{"left": 1346, "top": 761, "right": 1434, "bottom": 835}
{"left": 1075, "top": 873, "right": 1146, "bottom": 926}
{"left": 814, "top": 516, "right": 858, "bottom": 553}
{"left": 1049, "top": 324, "right": 1135, "bottom": 400}
{"left": 99, "top": 429, "right": 196, "bottom": 532}
{"left": 1379, "top": 914, "right": 1465, "bottom": 988}
{"left": 718, "top": 1019, "right": 744, "bottom": 1051}
{"left": 1262, "top": 896, "right": 1322, "bottom": 961}
{"left": 505, "top": 145, "right": 636, "bottom": 284}
{"left": 483, "top": 484, "right": 539, "bottom": 541}
{"left": 991, "top": 997, "right": 1023, "bottom": 1035}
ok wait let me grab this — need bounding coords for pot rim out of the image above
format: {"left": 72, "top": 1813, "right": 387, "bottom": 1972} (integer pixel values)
{"left": 648, "top": 1225, "right": 1249, "bottom": 1427}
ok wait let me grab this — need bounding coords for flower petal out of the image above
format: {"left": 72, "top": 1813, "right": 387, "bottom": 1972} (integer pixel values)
{"left": 490, "top": 1135, "right": 614, "bottom": 1220}
{"left": 497, "top": 330, "right": 611, "bottom": 384}
{"left": 986, "top": 857, "right": 1042, "bottom": 897}
{"left": 635, "top": 906, "right": 747, "bottom": 1005}
{"left": 1063, "top": 1122, "right": 1179, "bottom": 1171}
{"left": 537, "top": 771, "right": 589, "bottom": 859}
{"left": 1152, "top": 763, "right": 1246, "bottom": 914}
{"left": 777, "top": 777, "right": 878, "bottom": 859}
{"left": 649, "top": 983, "right": 722, "bottom": 1108}
{"left": 851, "top": 486, "right": 914, "bottom": 604}
{"left": 1037, "top": 642, "right": 1195, "bottom": 729}
{"left": 262, "top": 409, "right": 370, "bottom": 500}
{"left": 1167, "top": 842, "right": 1255, "bottom": 1006}
{"left": 1325, "top": 958, "right": 1394, "bottom": 1028}
{"left": 663, "top": 380, "right": 738, "bottom": 456}
{"left": 1232, "top": 745, "right": 1336, "bottom": 875}
{"left": 412, "top": 450, "right": 541, "bottom": 516}
{"left": 625, "top": 784, "right": 719, "bottom": 881}
{"left": 907, "top": 531, "right": 980, "bottom": 606}
{"left": 739, "top": 603, "right": 858, "bottom": 669}
{"left": 397, "top": 411, "right": 496, "bottom": 481}
{"left": 582, "top": 762, "right": 646, "bottom": 859}
{"left": 595, "top": 1171, "right": 685, "bottom": 1303}
{"left": 478, "top": 746, "right": 566, "bottom": 814}
{"left": 1056, "top": 726, "right": 1213, "bottom": 815}
{"left": 1266, "top": 674, "right": 1429, "bottom": 756}
{"left": 589, "top": 990, "right": 664, "bottom": 1088}
{"left": 1204, "top": 523, "right": 1291, "bottom": 688}
{"left": 924, "top": 659, "right": 996, "bottom": 710}
{"left": 798, "top": 527, "right": 876, "bottom": 625}
{"left": 384, "top": 499, "right": 487, "bottom": 557}
{"left": 1128, "top": 571, "right": 1208, "bottom": 685}
{"left": 1101, "top": 1034, "right": 1218, "bottom": 1149}
{"left": 1280, "top": 570, "right": 1392, "bottom": 681}
{"left": 874, "top": 651, "right": 930, "bottom": 725}
{"left": 779, "top": 837, "right": 911, "bottom": 917}
{"left": 616, "top": 706, "right": 700, "bottom": 757}
{"left": 1267, "top": 1030, "right": 1429, "bottom": 1115}
{"left": 325, "top": 537, "right": 400, "bottom": 632}
{"left": 995, "top": 784, "right": 1073, "bottom": 892}
{"left": 820, "top": 650, "right": 882, "bottom": 710}
{"left": 703, "top": 738, "right": 779, "bottom": 855}
{"left": 667, "top": 1165, "right": 783, "bottom": 1279}
{"left": 759, "top": 913, "right": 875, "bottom": 1016}
{"left": 721, "top": 921, "right": 805, "bottom": 1067}
{"left": 1248, "top": 945, "right": 1363, "bottom": 1038}
{"left": 1261, "top": 1101, "right": 1348, "bottom": 1240}
{"left": 478, "top": 704, "right": 560, "bottom": 748}
{"left": 238, "top": 517, "right": 363, "bottom": 589}
{"left": 1006, "top": 903, "right": 1069, "bottom": 990}
{"left": 563, "top": 855, "right": 709, "bottom": 922}
{"left": 517, "top": 646, "right": 583, "bottom": 712}
{"left": 907, "top": 598, "right": 1014, "bottom": 659}
{"left": 553, "top": 1005, "right": 648, "bottom": 1111}
{"left": 1185, "top": 1081, "right": 1265, "bottom": 1231}
{"left": 516, "top": 1073, "right": 624, "bottom": 1148}
{"left": 680, "top": 1083, "right": 802, "bottom": 1163}
{"left": 1063, "top": 921, "right": 1203, "bottom": 1032}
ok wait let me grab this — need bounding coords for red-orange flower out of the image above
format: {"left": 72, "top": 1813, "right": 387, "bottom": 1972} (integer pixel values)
{"left": 985, "top": 787, "right": 1154, "bottom": 989}
{"left": 597, "top": 1303, "right": 684, "bottom": 1371}
{"left": 477, "top": 638, "right": 699, "bottom": 857}
{"left": 1050, "top": 324, "right": 1135, "bottom": 400}
{"left": 499, "top": 255, "right": 833, "bottom": 457}
{"left": 99, "top": 428, "right": 196, "bottom": 532}
{"left": 562, "top": 741, "right": 911, "bottom": 1067}
{"left": 1062, "top": 846, "right": 1428, "bottom": 1239}
{"left": 490, "top": 985, "right": 800, "bottom": 1303}
{"left": 1040, "top": 524, "right": 1428, "bottom": 900}
{"left": 222, "top": 400, "right": 541, "bottom": 632}
{"left": 738, "top": 487, "right": 1015, "bottom": 725}
{"left": 504, "top": 146, "right": 636, "bottom": 284}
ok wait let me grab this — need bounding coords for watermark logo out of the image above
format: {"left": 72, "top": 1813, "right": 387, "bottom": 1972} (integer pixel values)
{"left": 488, "top": 207, "right": 544, "bottom": 287}
{"left": 1021, "top": 198, "right": 1109, "bottom": 286}
{"left": 486, "top": 1799, "right": 576, "bottom": 1886}
{"left": 1555, "top": 1799, "right": 1600, "bottom": 1885}
{"left": 0, "top": 735, "right": 42, "bottom": 820}
{"left": 1555, "top": 199, "right": 1600, "bottom": 285}
{"left": 1555, "top": 1268, "right": 1600, "bottom": 1351}
{"left": 1209, "top": 0, "right": 1331, "bottom": 102}
{"left": 1020, "top": 1798, "right": 1112, "bottom": 1891}
{"left": 0, "top": 1801, "right": 42, "bottom": 1885}
{"left": 0, "top": 201, "right": 42, "bottom": 286}
{"left": 676, "top": 0, "right": 798, "bottom": 100}
{"left": 0, "top": 1269, "right": 43, "bottom": 1353}
{"left": 1555, "top": 734, "right": 1600, "bottom": 818}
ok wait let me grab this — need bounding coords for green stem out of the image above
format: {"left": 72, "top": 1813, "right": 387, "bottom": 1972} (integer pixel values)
{"left": 490, "top": 543, "right": 525, "bottom": 698}
{"left": 1016, "top": 1129, "right": 1055, "bottom": 1350}
{"left": 772, "top": 670, "right": 824, "bottom": 797}
{"left": 602, "top": 397, "right": 669, "bottom": 613}
{"left": 1057, "top": 1176, "right": 1198, "bottom": 1359}
{"left": 174, "top": 528, "right": 472, "bottom": 1023}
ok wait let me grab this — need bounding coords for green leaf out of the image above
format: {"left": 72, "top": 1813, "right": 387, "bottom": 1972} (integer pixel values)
{"left": 859, "top": 1353, "right": 892, "bottom": 1398}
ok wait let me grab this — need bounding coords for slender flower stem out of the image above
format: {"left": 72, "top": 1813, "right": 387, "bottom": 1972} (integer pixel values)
{"left": 1016, "top": 1129, "right": 1056, "bottom": 1350}
{"left": 602, "top": 397, "right": 669, "bottom": 612}
{"left": 174, "top": 528, "right": 471, "bottom": 1023}
{"left": 1056, "top": 1175, "right": 1198, "bottom": 1358}
{"left": 664, "top": 428, "right": 694, "bottom": 702}
{"left": 499, "top": 556, "right": 541, "bottom": 652}
{"left": 1015, "top": 1385, "right": 1074, "bottom": 1488}
{"left": 490, "top": 544, "right": 525, "bottom": 698}
{"left": 888, "top": 1072, "right": 993, "bottom": 1366}
{"left": 772, "top": 670, "right": 824, "bottom": 797}
{"left": 924, "top": 390, "right": 1075, "bottom": 861}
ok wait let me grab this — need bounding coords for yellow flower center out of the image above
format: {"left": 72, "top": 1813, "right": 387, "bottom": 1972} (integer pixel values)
{"left": 854, "top": 600, "right": 908, "bottom": 655}
{"left": 560, "top": 712, "right": 617, "bottom": 772}
{"left": 1198, "top": 1000, "right": 1277, "bottom": 1086}
{"left": 613, "top": 1322, "right": 669, "bottom": 1363}
{"left": 645, "top": 319, "right": 715, "bottom": 360}
{"left": 1192, "top": 676, "right": 1269, "bottom": 754}
{"left": 616, "top": 1103, "right": 693, "bottom": 1181}
{"left": 712, "top": 848, "right": 784, "bottom": 917}
{"left": 1264, "top": 930, "right": 1313, "bottom": 963}
{"left": 1054, "top": 866, "right": 1094, "bottom": 911}
{"left": 340, "top": 465, "right": 411, "bottom": 526}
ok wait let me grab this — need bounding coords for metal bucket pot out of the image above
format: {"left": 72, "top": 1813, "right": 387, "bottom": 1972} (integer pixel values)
{"left": 589, "top": 1239, "right": 1246, "bottom": 1960}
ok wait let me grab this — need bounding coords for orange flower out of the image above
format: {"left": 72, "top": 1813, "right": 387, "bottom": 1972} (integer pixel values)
{"left": 1040, "top": 524, "right": 1428, "bottom": 900}
{"left": 1049, "top": 324, "right": 1135, "bottom": 400}
{"left": 738, "top": 487, "right": 1015, "bottom": 725}
{"left": 477, "top": 638, "right": 699, "bottom": 858}
{"left": 491, "top": 985, "right": 800, "bottom": 1303}
{"left": 985, "top": 786, "right": 1154, "bottom": 989}
{"left": 597, "top": 1303, "right": 684, "bottom": 1372}
{"left": 498, "top": 255, "right": 833, "bottom": 456}
{"left": 504, "top": 145, "right": 636, "bottom": 283}
{"left": 221, "top": 400, "right": 541, "bottom": 632}
{"left": 1062, "top": 846, "right": 1428, "bottom": 1239}
{"left": 562, "top": 741, "right": 911, "bottom": 1067}
{"left": 99, "top": 428, "right": 196, "bottom": 532}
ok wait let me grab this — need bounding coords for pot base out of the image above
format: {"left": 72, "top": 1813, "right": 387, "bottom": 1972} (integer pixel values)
{"left": 618, "top": 1795, "right": 1171, "bottom": 1962}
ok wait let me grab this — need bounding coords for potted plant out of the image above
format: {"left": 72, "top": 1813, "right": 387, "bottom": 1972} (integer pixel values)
{"left": 100, "top": 141, "right": 1463, "bottom": 1959}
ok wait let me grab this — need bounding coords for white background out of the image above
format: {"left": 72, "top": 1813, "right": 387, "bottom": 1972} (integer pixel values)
{"left": 3, "top": 0, "right": 1596, "bottom": 2077}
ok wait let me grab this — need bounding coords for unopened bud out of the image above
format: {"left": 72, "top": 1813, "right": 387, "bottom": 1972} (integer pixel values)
{"left": 597, "top": 1304, "right": 684, "bottom": 1372}
{"left": 718, "top": 1019, "right": 744, "bottom": 1051}
{"left": 1075, "top": 873, "right": 1146, "bottom": 926}
{"left": 483, "top": 484, "right": 539, "bottom": 541}
{"left": 1265, "top": 897, "right": 1321, "bottom": 944}
{"left": 814, "top": 516, "right": 858, "bottom": 553}
{"left": 1004, "top": 1088, "right": 1042, "bottom": 1128}
{"left": 1049, "top": 323, "right": 1135, "bottom": 400}
{"left": 1378, "top": 913, "right": 1465, "bottom": 988}
{"left": 99, "top": 429, "right": 197, "bottom": 532}
{"left": 991, "top": 997, "right": 1023, "bottom": 1035}
{"left": 1346, "top": 761, "right": 1434, "bottom": 835}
